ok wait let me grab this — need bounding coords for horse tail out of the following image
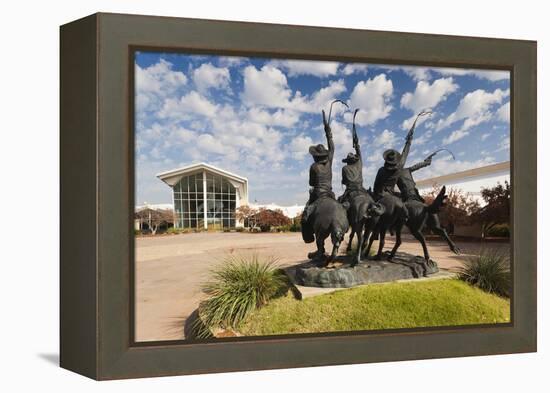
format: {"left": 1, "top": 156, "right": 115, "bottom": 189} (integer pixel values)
{"left": 427, "top": 185, "right": 447, "bottom": 214}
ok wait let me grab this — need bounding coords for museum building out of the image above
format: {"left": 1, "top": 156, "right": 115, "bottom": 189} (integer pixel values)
{"left": 157, "top": 163, "right": 248, "bottom": 230}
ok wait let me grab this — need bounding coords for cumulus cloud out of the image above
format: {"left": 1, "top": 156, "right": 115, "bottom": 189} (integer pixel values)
{"left": 341, "top": 63, "right": 369, "bottom": 75}
{"left": 436, "top": 88, "right": 510, "bottom": 132}
{"left": 373, "top": 129, "right": 398, "bottom": 148}
{"left": 192, "top": 63, "right": 230, "bottom": 94}
{"left": 135, "top": 59, "right": 188, "bottom": 115}
{"left": 289, "top": 134, "right": 314, "bottom": 160}
{"left": 270, "top": 59, "right": 340, "bottom": 77}
{"left": 159, "top": 91, "right": 219, "bottom": 120}
{"left": 241, "top": 65, "right": 292, "bottom": 108}
{"left": 496, "top": 102, "right": 510, "bottom": 122}
{"left": 400, "top": 77, "right": 458, "bottom": 129}
{"left": 432, "top": 67, "right": 510, "bottom": 81}
{"left": 349, "top": 74, "right": 394, "bottom": 126}
{"left": 443, "top": 129, "right": 470, "bottom": 145}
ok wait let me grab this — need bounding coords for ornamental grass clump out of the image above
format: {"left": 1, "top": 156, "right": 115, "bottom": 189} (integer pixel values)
{"left": 195, "top": 254, "right": 288, "bottom": 337}
{"left": 457, "top": 249, "right": 511, "bottom": 297}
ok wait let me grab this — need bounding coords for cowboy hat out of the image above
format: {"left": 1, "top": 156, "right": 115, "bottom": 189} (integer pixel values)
{"left": 383, "top": 149, "right": 401, "bottom": 168}
{"left": 342, "top": 152, "right": 359, "bottom": 164}
{"left": 309, "top": 144, "right": 329, "bottom": 157}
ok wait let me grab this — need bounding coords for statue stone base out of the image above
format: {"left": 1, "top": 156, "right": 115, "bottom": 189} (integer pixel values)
{"left": 286, "top": 251, "right": 440, "bottom": 289}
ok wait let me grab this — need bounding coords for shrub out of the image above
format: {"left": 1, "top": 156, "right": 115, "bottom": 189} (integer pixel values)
{"left": 195, "top": 254, "right": 288, "bottom": 337}
{"left": 486, "top": 224, "right": 510, "bottom": 238}
{"left": 134, "top": 229, "right": 142, "bottom": 236}
{"left": 235, "top": 227, "right": 246, "bottom": 232}
{"left": 456, "top": 250, "right": 511, "bottom": 297}
{"left": 166, "top": 227, "right": 190, "bottom": 235}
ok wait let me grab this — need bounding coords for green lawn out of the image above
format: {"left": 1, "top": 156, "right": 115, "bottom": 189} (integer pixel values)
{"left": 239, "top": 279, "right": 510, "bottom": 336}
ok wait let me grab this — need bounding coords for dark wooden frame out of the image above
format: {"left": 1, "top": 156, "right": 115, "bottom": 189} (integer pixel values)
{"left": 60, "top": 12, "right": 537, "bottom": 380}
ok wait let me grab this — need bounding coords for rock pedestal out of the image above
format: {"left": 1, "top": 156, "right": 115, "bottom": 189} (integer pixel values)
{"left": 285, "top": 251, "right": 439, "bottom": 289}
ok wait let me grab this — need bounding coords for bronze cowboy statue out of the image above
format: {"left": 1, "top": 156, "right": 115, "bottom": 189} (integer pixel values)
{"left": 301, "top": 101, "right": 349, "bottom": 266}
{"left": 338, "top": 109, "right": 384, "bottom": 266}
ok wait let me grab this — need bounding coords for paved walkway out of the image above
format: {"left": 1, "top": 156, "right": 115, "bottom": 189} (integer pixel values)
{"left": 135, "top": 232, "right": 508, "bottom": 342}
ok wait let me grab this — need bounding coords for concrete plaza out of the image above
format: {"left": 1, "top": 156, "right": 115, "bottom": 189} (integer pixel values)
{"left": 135, "top": 232, "right": 508, "bottom": 342}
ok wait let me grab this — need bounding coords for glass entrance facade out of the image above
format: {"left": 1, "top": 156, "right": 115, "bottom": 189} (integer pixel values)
{"left": 173, "top": 171, "right": 236, "bottom": 229}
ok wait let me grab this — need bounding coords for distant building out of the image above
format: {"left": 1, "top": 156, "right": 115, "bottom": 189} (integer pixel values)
{"left": 416, "top": 161, "right": 510, "bottom": 203}
{"left": 157, "top": 163, "right": 248, "bottom": 230}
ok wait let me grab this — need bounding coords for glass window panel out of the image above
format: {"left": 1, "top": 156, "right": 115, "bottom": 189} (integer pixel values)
{"left": 181, "top": 176, "right": 189, "bottom": 192}
{"left": 215, "top": 177, "right": 221, "bottom": 193}
{"left": 229, "top": 219, "right": 235, "bottom": 228}
{"left": 190, "top": 217, "right": 197, "bottom": 228}
{"left": 229, "top": 201, "right": 235, "bottom": 211}
{"left": 181, "top": 200, "right": 188, "bottom": 214}
{"left": 190, "top": 200, "right": 197, "bottom": 213}
{"left": 229, "top": 193, "right": 235, "bottom": 201}
{"left": 189, "top": 176, "right": 196, "bottom": 192}
{"left": 197, "top": 200, "right": 204, "bottom": 213}
{"left": 196, "top": 176, "right": 203, "bottom": 192}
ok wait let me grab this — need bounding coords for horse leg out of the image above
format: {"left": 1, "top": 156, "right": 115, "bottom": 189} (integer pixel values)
{"left": 346, "top": 229, "right": 355, "bottom": 253}
{"left": 428, "top": 214, "right": 461, "bottom": 254}
{"left": 313, "top": 234, "right": 327, "bottom": 266}
{"left": 374, "top": 230, "right": 386, "bottom": 260}
{"left": 363, "top": 228, "right": 374, "bottom": 258}
{"left": 388, "top": 225, "right": 402, "bottom": 260}
{"left": 411, "top": 228, "right": 430, "bottom": 262}
{"left": 328, "top": 237, "right": 341, "bottom": 265}
{"left": 352, "top": 224, "right": 363, "bottom": 266}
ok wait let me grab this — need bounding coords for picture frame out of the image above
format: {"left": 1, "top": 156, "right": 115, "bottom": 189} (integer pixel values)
{"left": 60, "top": 12, "right": 536, "bottom": 380}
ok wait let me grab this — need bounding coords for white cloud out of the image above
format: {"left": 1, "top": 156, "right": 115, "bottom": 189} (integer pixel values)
{"left": 401, "top": 66, "right": 431, "bottom": 81}
{"left": 246, "top": 107, "right": 300, "bottom": 128}
{"left": 289, "top": 134, "right": 314, "bottom": 160}
{"left": 192, "top": 63, "right": 230, "bottom": 94}
{"left": 135, "top": 59, "right": 188, "bottom": 115}
{"left": 436, "top": 88, "right": 510, "bottom": 132}
{"left": 241, "top": 65, "right": 292, "bottom": 108}
{"left": 349, "top": 74, "right": 394, "bottom": 126}
{"left": 299, "top": 79, "right": 347, "bottom": 113}
{"left": 496, "top": 102, "right": 510, "bottom": 122}
{"left": 443, "top": 129, "right": 470, "bottom": 145}
{"left": 270, "top": 59, "right": 340, "bottom": 77}
{"left": 218, "top": 56, "right": 247, "bottom": 67}
{"left": 136, "top": 59, "right": 187, "bottom": 95}
{"left": 432, "top": 67, "right": 509, "bottom": 81}
{"left": 497, "top": 136, "right": 510, "bottom": 152}
{"left": 481, "top": 133, "right": 491, "bottom": 141}
{"left": 341, "top": 64, "right": 368, "bottom": 75}
{"left": 159, "top": 91, "right": 219, "bottom": 119}
{"left": 374, "top": 129, "right": 398, "bottom": 148}
{"left": 400, "top": 77, "right": 458, "bottom": 129}
{"left": 196, "top": 133, "right": 228, "bottom": 154}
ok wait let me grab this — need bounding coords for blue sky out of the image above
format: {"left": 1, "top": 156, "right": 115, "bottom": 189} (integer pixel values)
{"left": 135, "top": 52, "right": 510, "bottom": 205}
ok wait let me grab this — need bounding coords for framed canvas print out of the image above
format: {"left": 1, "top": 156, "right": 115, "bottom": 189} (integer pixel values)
{"left": 60, "top": 13, "right": 537, "bottom": 380}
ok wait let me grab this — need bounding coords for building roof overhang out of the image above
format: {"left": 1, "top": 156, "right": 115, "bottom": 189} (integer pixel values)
{"left": 156, "top": 162, "right": 248, "bottom": 187}
{"left": 416, "top": 161, "right": 510, "bottom": 188}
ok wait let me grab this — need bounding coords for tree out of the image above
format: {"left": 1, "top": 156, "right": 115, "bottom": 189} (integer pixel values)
{"left": 473, "top": 181, "right": 511, "bottom": 237}
{"left": 135, "top": 208, "right": 174, "bottom": 235}
{"left": 422, "top": 186, "right": 479, "bottom": 233}
{"left": 235, "top": 205, "right": 259, "bottom": 229}
{"left": 254, "top": 208, "right": 291, "bottom": 232}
